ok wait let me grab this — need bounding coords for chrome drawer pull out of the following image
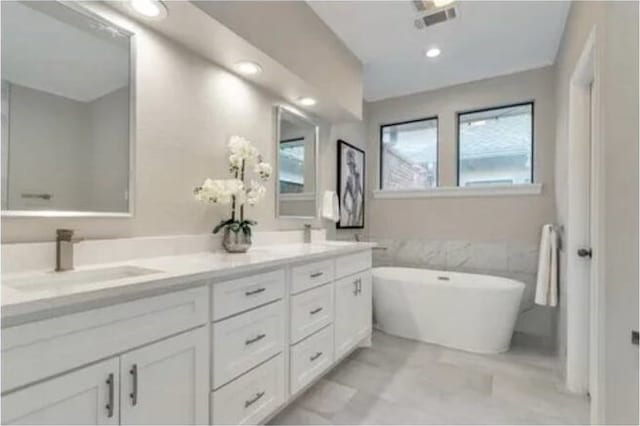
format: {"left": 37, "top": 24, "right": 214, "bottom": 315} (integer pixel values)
{"left": 309, "top": 351, "right": 323, "bottom": 362}
{"left": 245, "top": 333, "right": 266, "bottom": 345}
{"left": 245, "top": 391, "right": 266, "bottom": 408}
{"left": 245, "top": 287, "right": 266, "bottom": 296}
{"left": 310, "top": 272, "right": 323, "bottom": 278}
{"left": 105, "top": 373, "right": 114, "bottom": 418}
{"left": 129, "top": 364, "right": 138, "bottom": 406}
{"left": 310, "top": 307, "right": 323, "bottom": 315}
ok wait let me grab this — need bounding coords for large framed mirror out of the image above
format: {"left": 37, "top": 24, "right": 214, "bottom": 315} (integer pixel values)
{"left": 1, "top": 1, "right": 134, "bottom": 217}
{"left": 275, "top": 106, "right": 319, "bottom": 219}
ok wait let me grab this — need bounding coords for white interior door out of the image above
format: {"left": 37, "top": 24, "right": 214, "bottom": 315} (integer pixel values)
{"left": 1, "top": 357, "right": 119, "bottom": 425}
{"left": 567, "top": 30, "right": 600, "bottom": 409}
{"left": 120, "top": 327, "right": 209, "bottom": 425}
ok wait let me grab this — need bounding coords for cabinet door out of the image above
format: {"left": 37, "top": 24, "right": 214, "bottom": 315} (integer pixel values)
{"left": 120, "top": 327, "right": 208, "bottom": 425}
{"left": 334, "top": 274, "right": 360, "bottom": 360}
{"left": 1, "top": 358, "right": 119, "bottom": 425}
{"left": 354, "top": 270, "right": 372, "bottom": 341}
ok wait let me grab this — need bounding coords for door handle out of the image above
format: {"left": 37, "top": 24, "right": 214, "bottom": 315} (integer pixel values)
{"left": 105, "top": 373, "right": 114, "bottom": 418}
{"left": 129, "top": 364, "right": 138, "bottom": 406}
{"left": 577, "top": 247, "right": 593, "bottom": 258}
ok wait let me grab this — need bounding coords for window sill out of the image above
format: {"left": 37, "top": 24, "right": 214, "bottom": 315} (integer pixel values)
{"left": 372, "top": 183, "right": 543, "bottom": 199}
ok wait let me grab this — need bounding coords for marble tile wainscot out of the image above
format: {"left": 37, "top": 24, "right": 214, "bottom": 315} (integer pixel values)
{"left": 0, "top": 242, "right": 374, "bottom": 425}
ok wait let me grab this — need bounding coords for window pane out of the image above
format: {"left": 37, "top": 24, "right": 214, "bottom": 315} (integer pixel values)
{"left": 279, "top": 139, "right": 305, "bottom": 193}
{"left": 458, "top": 103, "right": 533, "bottom": 187}
{"left": 381, "top": 118, "right": 438, "bottom": 190}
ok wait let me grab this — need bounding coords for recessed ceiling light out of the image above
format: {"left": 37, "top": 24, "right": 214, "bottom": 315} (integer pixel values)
{"left": 130, "top": 0, "right": 167, "bottom": 19}
{"left": 298, "top": 97, "right": 317, "bottom": 106}
{"left": 426, "top": 47, "right": 441, "bottom": 58}
{"left": 235, "top": 61, "right": 262, "bottom": 75}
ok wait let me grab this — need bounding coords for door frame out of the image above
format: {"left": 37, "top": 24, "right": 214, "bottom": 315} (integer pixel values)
{"left": 566, "top": 26, "right": 605, "bottom": 424}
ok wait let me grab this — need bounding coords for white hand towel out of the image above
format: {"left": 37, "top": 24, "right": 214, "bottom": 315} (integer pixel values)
{"left": 322, "top": 191, "right": 339, "bottom": 222}
{"left": 535, "top": 224, "right": 558, "bottom": 307}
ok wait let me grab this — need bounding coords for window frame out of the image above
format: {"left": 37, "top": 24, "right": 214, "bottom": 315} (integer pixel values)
{"left": 456, "top": 101, "right": 535, "bottom": 187}
{"left": 378, "top": 116, "right": 440, "bottom": 191}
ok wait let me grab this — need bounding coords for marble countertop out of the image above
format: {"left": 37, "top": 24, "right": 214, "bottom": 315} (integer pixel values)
{"left": 1, "top": 241, "right": 375, "bottom": 327}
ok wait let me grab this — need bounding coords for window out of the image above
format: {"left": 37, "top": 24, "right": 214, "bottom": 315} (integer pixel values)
{"left": 457, "top": 102, "right": 533, "bottom": 187}
{"left": 279, "top": 138, "right": 305, "bottom": 193}
{"left": 380, "top": 117, "right": 438, "bottom": 190}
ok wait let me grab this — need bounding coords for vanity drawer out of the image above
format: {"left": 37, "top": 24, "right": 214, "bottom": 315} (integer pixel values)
{"left": 290, "top": 325, "right": 334, "bottom": 395}
{"left": 290, "top": 283, "right": 333, "bottom": 344}
{"left": 335, "top": 250, "right": 371, "bottom": 279}
{"left": 212, "top": 301, "right": 285, "bottom": 389}
{"left": 2, "top": 286, "right": 208, "bottom": 392}
{"left": 291, "top": 259, "right": 334, "bottom": 294}
{"left": 212, "top": 269, "right": 285, "bottom": 321}
{"left": 212, "top": 354, "right": 285, "bottom": 425}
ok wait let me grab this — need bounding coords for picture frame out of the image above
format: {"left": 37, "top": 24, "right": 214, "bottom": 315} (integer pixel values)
{"left": 337, "top": 139, "right": 365, "bottom": 229}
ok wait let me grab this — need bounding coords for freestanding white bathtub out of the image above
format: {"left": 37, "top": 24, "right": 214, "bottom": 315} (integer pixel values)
{"left": 372, "top": 267, "right": 525, "bottom": 354}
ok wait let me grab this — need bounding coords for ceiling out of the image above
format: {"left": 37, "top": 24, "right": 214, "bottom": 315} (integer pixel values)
{"left": 308, "top": 1, "right": 570, "bottom": 102}
{"left": 1, "top": 2, "right": 129, "bottom": 102}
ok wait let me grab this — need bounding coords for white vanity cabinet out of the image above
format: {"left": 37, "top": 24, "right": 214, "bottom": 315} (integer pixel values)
{"left": 119, "top": 327, "right": 209, "bottom": 425}
{"left": 1, "top": 246, "right": 374, "bottom": 426}
{"left": 1, "top": 286, "right": 210, "bottom": 426}
{"left": 2, "top": 327, "right": 208, "bottom": 426}
{"left": 1, "top": 358, "right": 120, "bottom": 425}
{"left": 334, "top": 252, "right": 373, "bottom": 360}
{"left": 335, "top": 270, "right": 373, "bottom": 360}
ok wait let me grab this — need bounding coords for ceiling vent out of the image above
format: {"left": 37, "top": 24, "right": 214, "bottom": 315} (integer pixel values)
{"left": 414, "top": 6, "right": 458, "bottom": 29}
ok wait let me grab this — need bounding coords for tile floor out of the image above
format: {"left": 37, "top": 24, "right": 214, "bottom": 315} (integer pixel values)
{"left": 270, "top": 331, "right": 589, "bottom": 425}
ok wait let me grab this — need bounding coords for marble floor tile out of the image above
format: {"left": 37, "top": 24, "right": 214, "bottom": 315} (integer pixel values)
{"left": 271, "top": 331, "right": 589, "bottom": 425}
{"left": 328, "top": 390, "right": 436, "bottom": 425}
{"left": 269, "top": 405, "right": 332, "bottom": 425}
{"left": 296, "top": 379, "right": 358, "bottom": 417}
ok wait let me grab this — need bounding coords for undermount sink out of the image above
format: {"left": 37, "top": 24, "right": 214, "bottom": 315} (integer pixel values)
{"left": 3, "top": 266, "right": 163, "bottom": 292}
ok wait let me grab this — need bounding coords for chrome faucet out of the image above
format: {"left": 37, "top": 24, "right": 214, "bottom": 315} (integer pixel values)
{"left": 56, "top": 229, "right": 83, "bottom": 272}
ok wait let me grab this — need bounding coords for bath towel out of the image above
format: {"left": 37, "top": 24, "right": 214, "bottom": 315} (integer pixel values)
{"left": 535, "top": 224, "right": 558, "bottom": 307}
{"left": 322, "top": 191, "right": 340, "bottom": 222}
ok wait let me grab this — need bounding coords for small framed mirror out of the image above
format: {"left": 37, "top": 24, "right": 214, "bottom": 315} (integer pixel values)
{"left": 275, "top": 106, "right": 318, "bottom": 219}
{"left": 1, "top": 1, "right": 134, "bottom": 217}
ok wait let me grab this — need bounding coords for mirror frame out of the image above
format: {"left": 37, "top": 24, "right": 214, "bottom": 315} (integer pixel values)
{"left": 274, "top": 105, "right": 319, "bottom": 220}
{"left": 1, "top": 1, "right": 136, "bottom": 218}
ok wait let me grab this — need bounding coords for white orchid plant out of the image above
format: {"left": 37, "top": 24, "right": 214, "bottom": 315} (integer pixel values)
{"left": 194, "top": 136, "right": 272, "bottom": 238}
